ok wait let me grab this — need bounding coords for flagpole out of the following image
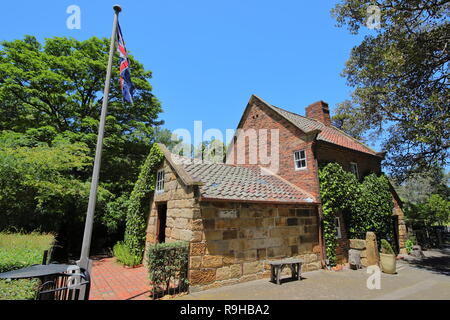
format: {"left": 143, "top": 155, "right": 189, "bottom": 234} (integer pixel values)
{"left": 78, "top": 4, "right": 122, "bottom": 273}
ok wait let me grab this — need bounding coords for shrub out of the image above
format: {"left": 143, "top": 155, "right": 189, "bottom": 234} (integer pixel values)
{"left": 405, "top": 239, "right": 414, "bottom": 253}
{"left": 147, "top": 241, "right": 189, "bottom": 298}
{"left": 113, "top": 241, "right": 142, "bottom": 267}
{"left": 381, "top": 239, "right": 395, "bottom": 255}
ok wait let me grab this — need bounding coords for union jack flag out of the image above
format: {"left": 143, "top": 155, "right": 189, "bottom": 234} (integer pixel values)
{"left": 116, "top": 22, "right": 134, "bottom": 103}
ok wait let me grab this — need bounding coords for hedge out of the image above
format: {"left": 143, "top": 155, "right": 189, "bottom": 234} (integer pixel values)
{"left": 147, "top": 241, "right": 189, "bottom": 298}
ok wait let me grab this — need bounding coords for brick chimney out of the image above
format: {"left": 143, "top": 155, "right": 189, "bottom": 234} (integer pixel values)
{"left": 306, "top": 101, "right": 331, "bottom": 126}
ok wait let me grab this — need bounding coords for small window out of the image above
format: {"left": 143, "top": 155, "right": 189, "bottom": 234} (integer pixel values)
{"left": 156, "top": 169, "right": 165, "bottom": 193}
{"left": 335, "top": 217, "right": 342, "bottom": 239}
{"left": 294, "top": 150, "right": 307, "bottom": 170}
{"left": 350, "top": 162, "right": 359, "bottom": 179}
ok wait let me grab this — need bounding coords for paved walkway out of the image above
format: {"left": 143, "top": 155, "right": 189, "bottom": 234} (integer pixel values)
{"left": 177, "top": 248, "right": 450, "bottom": 300}
{"left": 89, "top": 257, "right": 151, "bottom": 300}
{"left": 89, "top": 247, "right": 450, "bottom": 300}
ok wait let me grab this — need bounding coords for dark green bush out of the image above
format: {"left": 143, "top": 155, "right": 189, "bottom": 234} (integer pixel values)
{"left": 113, "top": 241, "right": 142, "bottom": 267}
{"left": 319, "top": 163, "right": 396, "bottom": 266}
{"left": 381, "top": 239, "right": 395, "bottom": 255}
{"left": 147, "top": 241, "right": 189, "bottom": 298}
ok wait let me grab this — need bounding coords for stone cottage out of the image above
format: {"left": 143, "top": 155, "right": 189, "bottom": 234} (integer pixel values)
{"left": 145, "top": 95, "right": 407, "bottom": 292}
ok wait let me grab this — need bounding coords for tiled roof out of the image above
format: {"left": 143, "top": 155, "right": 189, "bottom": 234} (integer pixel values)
{"left": 171, "top": 154, "right": 316, "bottom": 204}
{"left": 269, "top": 104, "right": 378, "bottom": 156}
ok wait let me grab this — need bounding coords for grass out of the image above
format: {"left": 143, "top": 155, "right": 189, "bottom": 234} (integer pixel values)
{"left": 0, "top": 232, "right": 55, "bottom": 300}
{"left": 0, "top": 232, "right": 55, "bottom": 272}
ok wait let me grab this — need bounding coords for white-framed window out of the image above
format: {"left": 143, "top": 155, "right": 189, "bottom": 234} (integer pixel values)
{"left": 156, "top": 169, "right": 165, "bottom": 193}
{"left": 335, "top": 217, "right": 342, "bottom": 239}
{"left": 294, "top": 150, "right": 307, "bottom": 170}
{"left": 350, "top": 162, "right": 359, "bottom": 179}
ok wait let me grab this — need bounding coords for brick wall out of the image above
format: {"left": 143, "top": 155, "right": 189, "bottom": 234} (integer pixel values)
{"left": 316, "top": 142, "right": 382, "bottom": 178}
{"left": 230, "top": 99, "right": 321, "bottom": 199}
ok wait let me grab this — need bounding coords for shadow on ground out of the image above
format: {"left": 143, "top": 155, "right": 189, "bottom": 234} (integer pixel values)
{"left": 404, "top": 246, "right": 450, "bottom": 276}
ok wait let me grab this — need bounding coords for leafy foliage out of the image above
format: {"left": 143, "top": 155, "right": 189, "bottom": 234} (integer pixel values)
{"left": 319, "top": 163, "right": 395, "bottom": 265}
{"left": 381, "top": 239, "right": 394, "bottom": 255}
{"left": 124, "top": 143, "right": 164, "bottom": 262}
{"left": 0, "top": 279, "right": 40, "bottom": 300}
{"left": 147, "top": 241, "right": 189, "bottom": 298}
{"left": 394, "top": 168, "right": 449, "bottom": 227}
{"left": 113, "top": 241, "right": 142, "bottom": 267}
{"left": 0, "top": 35, "right": 164, "bottom": 251}
{"left": 332, "top": 0, "right": 449, "bottom": 181}
{"left": 319, "top": 163, "right": 359, "bottom": 266}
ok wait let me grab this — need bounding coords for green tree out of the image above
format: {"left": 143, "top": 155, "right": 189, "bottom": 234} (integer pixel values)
{"left": 332, "top": 0, "right": 449, "bottom": 181}
{"left": 0, "top": 35, "right": 164, "bottom": 252}
{"left": 0, "top": 131, "right": 112, "bottom": 233}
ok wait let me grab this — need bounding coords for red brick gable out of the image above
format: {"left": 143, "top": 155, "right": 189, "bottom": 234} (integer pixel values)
{"left": 263, "top": 98, "right": 379, "bottom": 157}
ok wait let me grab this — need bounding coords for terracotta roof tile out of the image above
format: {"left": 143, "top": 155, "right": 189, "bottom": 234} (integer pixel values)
{"left": 269, "top": 104, "right": 377, "bottom": 156}
{"left": 172, "top": 154, "right": 316, "bottom": 203}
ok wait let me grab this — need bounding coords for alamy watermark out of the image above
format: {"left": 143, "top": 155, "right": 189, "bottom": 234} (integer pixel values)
{"left": 67, "top": 5, "right": 81, "bottom": 30}
{"left": 366, "top": 265, "right": 381, "bottom": 290}
{"left": 366, "top": 5, "right": 381, "bottom": 30}
{"left": 170, "top": 121, "right": 280, "bottom": 175}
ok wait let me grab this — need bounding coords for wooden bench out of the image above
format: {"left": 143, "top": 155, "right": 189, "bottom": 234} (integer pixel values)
{"left": 267, "top": 259, "right": 303, "bottom": 285}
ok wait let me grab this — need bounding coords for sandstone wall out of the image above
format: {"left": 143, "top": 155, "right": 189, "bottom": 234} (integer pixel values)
{"left": 145, "top": 160, "right": 200, "bottom": 250}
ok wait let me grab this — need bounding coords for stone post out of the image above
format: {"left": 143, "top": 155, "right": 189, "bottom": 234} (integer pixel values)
{"left": 365, "top": 232, "right": 380, "bottom": 266}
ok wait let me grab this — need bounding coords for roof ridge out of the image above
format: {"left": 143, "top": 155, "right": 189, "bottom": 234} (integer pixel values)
{"left": 267, "top": 101, "right": 378, "bottom": 155}
{"left": 271, "top": 105, "right": 324, "bottom": 126}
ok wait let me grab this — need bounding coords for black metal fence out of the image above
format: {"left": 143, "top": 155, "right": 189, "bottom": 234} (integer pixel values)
{"left": 38, "top": 269, "right": 91, "bottom": 300}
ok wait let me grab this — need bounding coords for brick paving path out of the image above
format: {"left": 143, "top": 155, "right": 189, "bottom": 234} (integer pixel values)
{"left": 89, "top": 257, "right": 151, "bottom": 300}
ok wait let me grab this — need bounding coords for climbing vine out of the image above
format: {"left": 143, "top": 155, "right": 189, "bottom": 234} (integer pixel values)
{"left": 124, "top": 143, "right": 164, "bottom": 263}
{"left": 319, "top": 163, "right": 395, "bottom": 266}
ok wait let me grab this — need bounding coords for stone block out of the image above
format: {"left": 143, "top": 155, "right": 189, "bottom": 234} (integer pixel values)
{"left": 190, "top": 242, "right": 207, "bottom": 256}
{"left": 230, "top": 264, "right": 242, "bottom": 278}
{"left": 365, "top": 232, "right": 380, "bottom": 266}
{"left": 216, "top": 266, "right": 232, "bottom": 281}
{"left": 191, "top": 231, "right": 203, "bottom": 242}
{"left": 243, "top": 261, "right": 263, "bottom": 275}
{"left": 202, "top": 255, "right": 223, "bottom": 268}
{"left": 349, "top": 239, "right": 366, "bottom": 250}
{"left": 204, "top": 230, "right": 222, "bottom": 241}
{"left": 223, "top": 230, "right": 238, "bottom": 240}
{"left": 202, "top": 208, "right": 216, "bottom": 218}
{"left": 191, "top": 219, "right": 203, "bottom": 231}
{"left": 203, "top": 219, "right": 215, "bottom": 230}
{"left": 189, "top": 269, "right": 216, "bottom": 285}
{"left": 207, "top": 240, "right": 230, "bottom": 254}
{"left": 189, "top": 256, "right": 202, "bottom": 269}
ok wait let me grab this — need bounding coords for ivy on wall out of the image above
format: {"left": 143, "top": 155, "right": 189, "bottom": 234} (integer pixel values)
{"left": 319, "top": 163, "right": 395, "bottom": 266}
{"left": 124, "top": 143, "right": 164, "bottom": 262}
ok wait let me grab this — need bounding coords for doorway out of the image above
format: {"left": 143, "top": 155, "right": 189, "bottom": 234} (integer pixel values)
{"left": 156, "top": 203, "right": 167, "bottom": 243}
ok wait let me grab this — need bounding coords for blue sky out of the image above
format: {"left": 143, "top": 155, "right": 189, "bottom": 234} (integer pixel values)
{"left": 1, "top": 0, "right": 375, "bottom": 146}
